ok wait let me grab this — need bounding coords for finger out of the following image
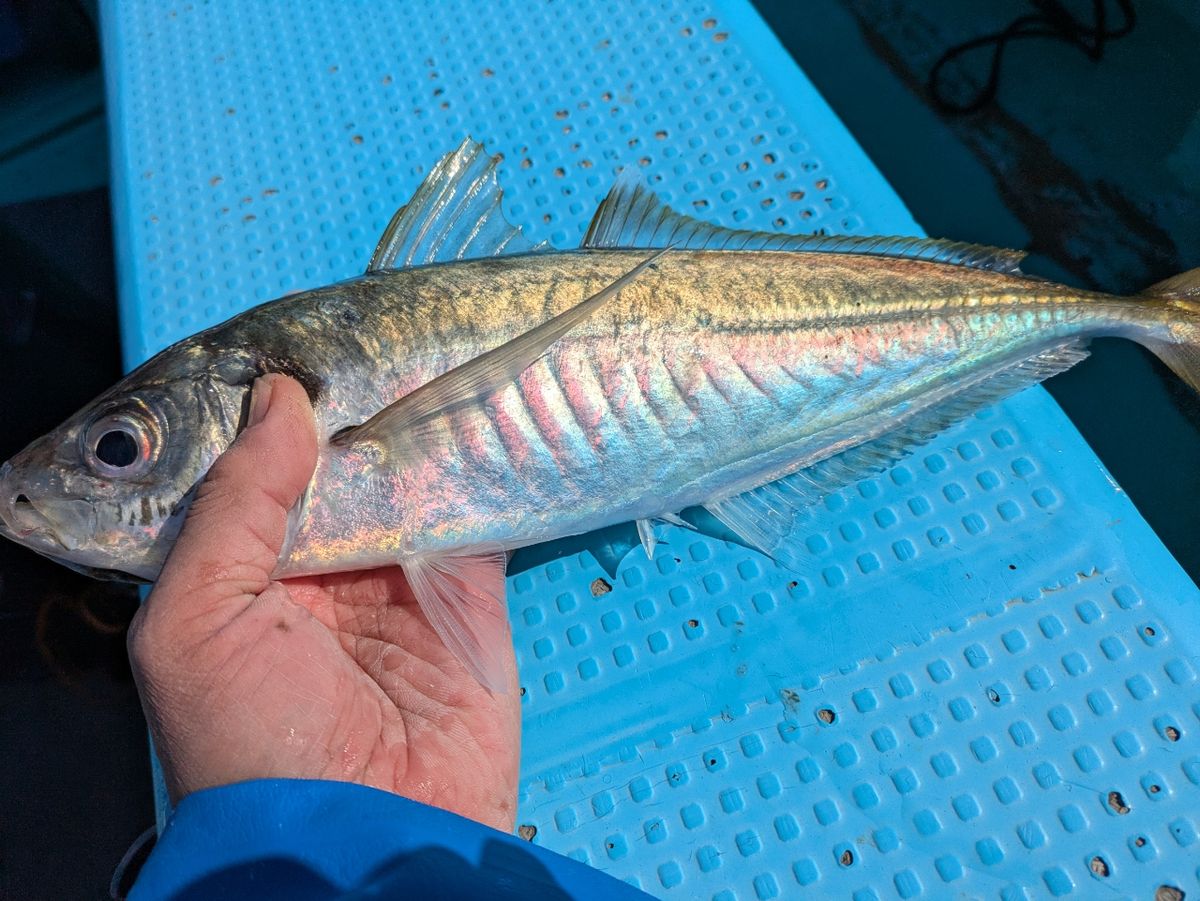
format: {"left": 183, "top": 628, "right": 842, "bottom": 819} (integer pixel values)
{"left": 151, "top": 373, "right": 318, "bottom": 623}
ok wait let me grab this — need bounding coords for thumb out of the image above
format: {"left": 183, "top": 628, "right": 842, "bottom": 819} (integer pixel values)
{"left": 151, "top": 373, "right": 318, "bottom": 622}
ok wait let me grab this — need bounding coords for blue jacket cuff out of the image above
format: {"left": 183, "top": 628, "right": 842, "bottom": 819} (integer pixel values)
{"left": 130, "top": 778, "right": 651, "bottom": 900}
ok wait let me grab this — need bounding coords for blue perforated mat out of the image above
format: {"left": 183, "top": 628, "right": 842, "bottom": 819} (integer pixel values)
{"left": 101, "top": 2, "right": 1200, "bottom": 898}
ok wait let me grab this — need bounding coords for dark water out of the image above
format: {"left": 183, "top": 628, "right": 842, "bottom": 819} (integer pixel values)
{"left": 0, "top": 191, "right": 153, "bottom": 899}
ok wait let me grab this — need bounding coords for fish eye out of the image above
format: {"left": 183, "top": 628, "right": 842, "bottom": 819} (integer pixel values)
{"left": 95, "top": 429, "right": 139, "bottom": 468}
{"left": 83, "top": 411, "right": 159, "bottom": 478}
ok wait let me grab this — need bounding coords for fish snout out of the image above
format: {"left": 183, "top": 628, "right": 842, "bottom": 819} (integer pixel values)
{"left": 0, "top": 460, "right": 17, "bottom": 536}
{"left": 0, "top": 460, "right": 60, "bottom": 542}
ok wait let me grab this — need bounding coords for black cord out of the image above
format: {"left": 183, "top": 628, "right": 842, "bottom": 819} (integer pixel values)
{"left": 928, "top": 0, "right": 1137, "bottom": 115}
{"left": 109, "top": 826, "right": 157, "bottom": 901}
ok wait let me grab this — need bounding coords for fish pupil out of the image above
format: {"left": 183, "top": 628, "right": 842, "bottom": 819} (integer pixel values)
{"left": 95, "top": 429, "right": 139, "bottom": 468}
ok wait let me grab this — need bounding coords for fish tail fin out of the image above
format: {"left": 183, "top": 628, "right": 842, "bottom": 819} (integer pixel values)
{"left": 1139, "top": 266, "right": 1200, "bottom": 394}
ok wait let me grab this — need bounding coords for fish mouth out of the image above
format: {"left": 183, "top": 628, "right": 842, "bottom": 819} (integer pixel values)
{"left": 0, "top": 467, "right": 96, "bottom": 555}
{"left": 0, "top": 499, "right": 69, "bottom": 570}
{"left": 0, "top": 491, "right": 144, "bottom": 582}
{"left": 3, "top": 493, "right": 56, "bottom": 538}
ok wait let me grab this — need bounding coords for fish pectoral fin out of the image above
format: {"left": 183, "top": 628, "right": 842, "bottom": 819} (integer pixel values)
{"left": 401, "top": 548, "right": 512, "bottom": 693}
{"left": 367, "top": 138, "right": 545, "bottom": 272}
{"left": 583, "top": 170, "right": 1029, "bottom": 275}
{"left": 334, "top": 249, "right": 669, "bottom": 450}
{"left": 704, "top": 340, "right": 1091, "bottom": 572}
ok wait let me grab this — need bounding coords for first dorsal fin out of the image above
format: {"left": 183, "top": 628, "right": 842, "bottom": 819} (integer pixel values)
{"left": 368, "top": 138, "right": 542, "bottom": 272}
{"left": 583, "top": 171, "right": 1028, "bottom": 275}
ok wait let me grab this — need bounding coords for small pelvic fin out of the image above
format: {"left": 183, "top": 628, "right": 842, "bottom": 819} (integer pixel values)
{"left": 636, "top": 518, "right": 657, "bottom": 560}
{"left": 368, "top": 138, "right": 541, "bottom": 272}
{"left": 583, "top": 170, "right": 1029, "bottom": 274}
{"left": 401, "top": 549, "right": 512, "bottom": 693}
{"left": 336, "top": 249, "right": 669, "bottom": 449}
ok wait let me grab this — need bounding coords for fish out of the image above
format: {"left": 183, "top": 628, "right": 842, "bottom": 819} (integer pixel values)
{"left": 2, "top": 138, "right": 1199, "bottom": 690}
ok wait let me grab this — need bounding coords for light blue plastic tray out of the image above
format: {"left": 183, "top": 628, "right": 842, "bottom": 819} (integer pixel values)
{"left": 101, "top": 2, "right": 1200, "bottom": 897}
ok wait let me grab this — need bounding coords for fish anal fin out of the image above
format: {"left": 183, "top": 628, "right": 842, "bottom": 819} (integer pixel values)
{"left": 704, "top": 341, "right": 1090, "bottom": 571}
{"left": 368, "top": 138, "right": 542, "bottom": 272}
{"left": 584, "top": 170, "right": 1028, "bottom": 275}
{"left": 401, "top": 549, "right": 513, "bottom": 693}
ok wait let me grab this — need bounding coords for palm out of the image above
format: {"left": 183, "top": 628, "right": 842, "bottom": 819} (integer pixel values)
{"left": 290, "top": 569, "right": 520, "bottom": 826}
{"left": 144, "top": 568, "right": 521, "bottom": 832}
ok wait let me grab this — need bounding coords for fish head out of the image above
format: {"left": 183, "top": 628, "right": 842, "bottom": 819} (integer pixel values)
{"left": 0, "top": 343, "right": 259, "bottom": 581}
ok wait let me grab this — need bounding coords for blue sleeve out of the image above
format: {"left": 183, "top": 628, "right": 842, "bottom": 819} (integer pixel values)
{"left": 130, "top": 779, "right": 652, "bottom": 900}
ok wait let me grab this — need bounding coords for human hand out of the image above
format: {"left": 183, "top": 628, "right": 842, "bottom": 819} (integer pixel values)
{"left": 127, "top": 374, "right": 521, "bottom": 831}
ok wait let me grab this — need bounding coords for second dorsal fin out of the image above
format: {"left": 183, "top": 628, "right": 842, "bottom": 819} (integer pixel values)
{"left": 583, "top": 171, "right": 1028, "bottom": 275}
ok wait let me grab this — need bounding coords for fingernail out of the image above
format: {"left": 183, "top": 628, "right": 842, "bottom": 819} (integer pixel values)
{"left": 246, "top": 376, "right": 275, "bottom": 428}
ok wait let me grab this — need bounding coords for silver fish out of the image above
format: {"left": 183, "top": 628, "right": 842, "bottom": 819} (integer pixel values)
{"left": 2, "top": 139, "right": 1198, "bottom": 689}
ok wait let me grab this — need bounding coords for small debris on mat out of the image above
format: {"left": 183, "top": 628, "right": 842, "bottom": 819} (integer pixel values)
{"left": 1107, "top": 790, "right": 1131, "bottom": 814}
